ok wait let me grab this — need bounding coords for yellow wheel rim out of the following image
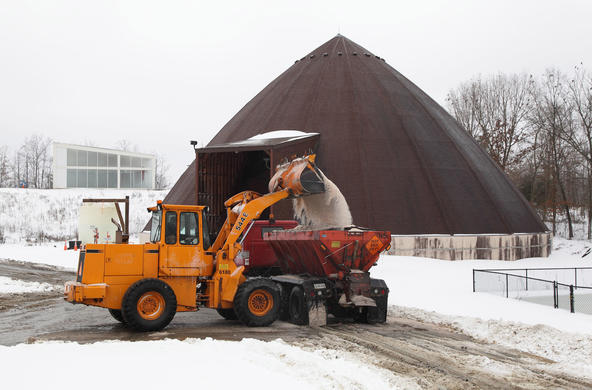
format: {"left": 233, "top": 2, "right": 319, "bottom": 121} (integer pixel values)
{"left": 137, "top": 291, "right": 165, "bottom": 320}
{"left": 247, "top": 289, "right": 273, "bottom": 316}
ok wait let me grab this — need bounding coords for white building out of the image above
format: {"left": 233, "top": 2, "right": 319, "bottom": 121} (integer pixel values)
{"left": 52, "top": 143, "right": 156, "bottom": 189}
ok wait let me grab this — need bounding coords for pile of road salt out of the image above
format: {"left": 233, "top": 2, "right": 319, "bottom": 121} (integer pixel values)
{"left": 292, "top": 171, "right": 353, "bottom": 230}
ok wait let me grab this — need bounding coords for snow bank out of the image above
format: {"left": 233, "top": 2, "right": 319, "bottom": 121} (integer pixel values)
{"left": 0, "top": 188, "right": 167, "bottom": 244}
{"left": 0, "top": 243, "right": 80, "bottom": 270}
{"left": 373, "top": 237, "right": 592, "bottom": 335}
{"left": 0, "top": 276, "right": 57, "bottom": 293}
{"left": 0, "top": 338, "right": 405, "bottom": 390}
{"left": 372, "top": 237, "right": 592, "bottom": 378}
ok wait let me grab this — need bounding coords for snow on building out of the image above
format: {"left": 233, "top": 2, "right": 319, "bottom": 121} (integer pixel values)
{"left": 163, "top": 35, "right": 550, "bottom": 260}
{"left": 52, "top": 143, "right": 155, "bottom": 189}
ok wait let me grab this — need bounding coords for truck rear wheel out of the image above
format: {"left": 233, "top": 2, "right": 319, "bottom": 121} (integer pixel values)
{"left": 234, "top": 279, "right": 280, "bottom": 327}
{"left": 108, "top": 308, "right": 126, "bottom": 324}
{"left": 121, "top": 279, "right": 177, "bottom": 332}
{"left": 288, "top": 286, "right": 309, "bottom": 325}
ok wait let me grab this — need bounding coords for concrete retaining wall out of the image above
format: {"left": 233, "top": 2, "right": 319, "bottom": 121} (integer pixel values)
{"left": 386, "top": 232, "right": 552, "bottom": 261}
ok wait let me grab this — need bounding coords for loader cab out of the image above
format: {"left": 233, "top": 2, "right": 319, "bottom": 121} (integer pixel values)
{"left": 148, "top": 203, "right": 213, "bottom": 275}
{"left": 149, "top": 205, "right": 211, "bottom": 249}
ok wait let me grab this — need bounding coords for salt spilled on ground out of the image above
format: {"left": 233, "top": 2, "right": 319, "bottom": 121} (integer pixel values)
{"left": 0, "top": 276, "right": 57, "bottom": 294}
{"left": 0, "top": 338, "right": 408, "bottom": 390}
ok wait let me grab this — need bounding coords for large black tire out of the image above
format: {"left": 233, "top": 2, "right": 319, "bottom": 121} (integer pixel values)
{"left": 288, "top": 286, "right": 309, "bottom": 325}
{"left": 108, "top": 308, "right": 126, "bottom": 324}
{"left": 356, "top": 296, "right": 388, "bottom": 324}
{"left": 234, "top": 278, "right": 280, "bottom": 327}
{"left": 278, "top": 284, "right": 292, "bottom": 321}
{"left": 121, "top": 278, "right": 177, "bottom": 332}
{"left": 216, "top": 308, "right": 238, "bottom": 320}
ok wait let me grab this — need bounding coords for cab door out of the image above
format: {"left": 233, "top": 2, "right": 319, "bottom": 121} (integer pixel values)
{"left": 159, "top": 211, "right": 209, "bottom": 276}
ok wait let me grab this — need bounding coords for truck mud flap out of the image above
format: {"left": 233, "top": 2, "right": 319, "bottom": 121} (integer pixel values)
{"left": 308, "top": 301, "right": 327, "bottom": 327}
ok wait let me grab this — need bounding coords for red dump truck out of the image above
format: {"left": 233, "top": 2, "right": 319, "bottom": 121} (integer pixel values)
{"left": 263, "top": 227, "right": 391, "bottom": 326}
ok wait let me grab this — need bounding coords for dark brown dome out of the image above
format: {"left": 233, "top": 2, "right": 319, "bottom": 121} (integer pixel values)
{"left": 196, "top": 35, "right": 546, "bottom": 235}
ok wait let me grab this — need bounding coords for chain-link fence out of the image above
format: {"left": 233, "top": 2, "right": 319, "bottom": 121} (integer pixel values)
{"left": 473, "top": 267, "right": 592, "bottom": 314}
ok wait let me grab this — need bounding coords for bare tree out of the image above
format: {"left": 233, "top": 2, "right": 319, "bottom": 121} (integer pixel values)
{"left": 0, "top": 145, "right": 11, "bottom": 187}
{"left": 154, "top": 153, "right": 170, "bottom": 190}
{"left": 560, "top": 65, "right": 592, "bottom": 237}
{"left": 447, "top": 73, "right": 532, "bottom": 173}
{"left": 529, "top": 69, "right": 575, "bottom": 238}
{"left": 115, "top": 139, "right": 139, "bottom": 152}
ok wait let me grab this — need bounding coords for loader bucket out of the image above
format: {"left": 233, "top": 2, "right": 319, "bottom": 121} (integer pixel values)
{"left": 269, "top": 155, "right": 325, "bottom": 196}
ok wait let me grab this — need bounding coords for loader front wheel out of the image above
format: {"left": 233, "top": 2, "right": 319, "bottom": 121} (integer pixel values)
{"left": 234, "top": 279, "right": 280, "bottom": 327}
{"left": 121, "top": 279, "right": 177, "bottom": 332}
{"left": 108, "top": 308, "right": 126, "bottom": 324}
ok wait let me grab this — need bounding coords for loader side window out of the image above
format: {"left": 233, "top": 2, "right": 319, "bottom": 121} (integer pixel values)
{"left": 165, "top": 212, "right": 177, "bottom": 245}
{"left": 179, "top": 212, "right": 199, "bottom": 245}
{"left": 150, "top": 210, "right": 162, "bottom": 243}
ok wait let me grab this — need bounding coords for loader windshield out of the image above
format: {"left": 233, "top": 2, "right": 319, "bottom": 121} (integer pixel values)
{"left": 150, "top": 210, "right": 162, "bottom": 243}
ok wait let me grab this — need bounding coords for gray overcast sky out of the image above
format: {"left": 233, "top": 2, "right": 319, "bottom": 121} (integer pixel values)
{"left": 1, "top": 0, "right": 591, "bottom": 181}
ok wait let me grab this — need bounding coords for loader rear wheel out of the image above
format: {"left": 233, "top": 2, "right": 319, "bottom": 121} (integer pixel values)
{"left": 121, "top": 279, "right": 177, "bottom": 332}
{"left": 234, "top": 279, "right": 280, "bottom": 327}
{"left": 216, "top": 308, "right": 238, "bottom": 320}
{"left": 108, "top": 308, "right": 126, "bottom": 324}
{"left": 288, "top": 286, "right": 309, "bottom": 325}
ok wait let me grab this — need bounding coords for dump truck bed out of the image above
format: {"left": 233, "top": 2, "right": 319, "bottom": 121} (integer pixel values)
{"left": 263, "top": 228, "right": 391, "bottom": 277}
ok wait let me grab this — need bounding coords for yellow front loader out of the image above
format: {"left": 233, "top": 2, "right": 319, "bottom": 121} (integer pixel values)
{"left": 64, "top": 155, "right": 324, "bottom": 331}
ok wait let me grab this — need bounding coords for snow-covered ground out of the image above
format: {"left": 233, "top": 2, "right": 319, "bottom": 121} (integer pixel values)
{"left": 0, "top": 338, "right": 408, "bottom": 390}
{"left": 372, "top": 237, "right": 592, "bottom": 379}
{"left": 0, "top": 276, "right": 58, "bottom": 294}
{"left": 0, "top": 188, "right": 167, "bottom": 244}
{"left": 2, "top": 188, "right": 592, "bottom": 385}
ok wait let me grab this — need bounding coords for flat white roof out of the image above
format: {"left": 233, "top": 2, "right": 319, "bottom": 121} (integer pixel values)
{"left": 53, "top": 142, "right": 155, "bottom": 158}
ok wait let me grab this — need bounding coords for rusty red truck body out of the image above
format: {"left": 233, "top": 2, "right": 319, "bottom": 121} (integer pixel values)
{"left": 264, "top": 227, "right": 391, "bottom": 326}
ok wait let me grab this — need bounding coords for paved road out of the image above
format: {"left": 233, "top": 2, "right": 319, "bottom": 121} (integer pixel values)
{"left": 1, "top": 259, "right": 590, "bottom": 389}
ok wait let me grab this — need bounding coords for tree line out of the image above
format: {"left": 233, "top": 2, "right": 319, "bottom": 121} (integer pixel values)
{"left": 0, "top": 136, "right": 170, "bottom": 190}
{"left": 0, "top": 134, "right": 53, "bottom": 189}
{"left": 446, "top": 66, "right": 592, "bottom": 239}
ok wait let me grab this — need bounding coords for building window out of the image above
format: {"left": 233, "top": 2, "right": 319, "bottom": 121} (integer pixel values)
{"left": 67, "top": 149, "right": 77, "bottom": 166}
{"left": 120, "top": 170, "right": 131, "bottom": 188}
{"left": 67, "top": 169, "right": 76, "bottom": 187}
{"left": 87, "top": 169, "right": 97, "bottom": 188}
{"left": 88, "top": 151, "right": 97, "bottom": 167}
{"left": 98, "top": 153, "right": 108, "bottom": 167}
{"left": 108, "top": 154, "right": 117, "bottom": 167}
{"left": 120, "top": 155, "right": 130, "bottom": 167}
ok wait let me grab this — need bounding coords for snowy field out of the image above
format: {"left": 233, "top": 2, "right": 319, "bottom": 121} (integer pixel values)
{"left": 0, "top": 188, "right": 167, "bottom": 243}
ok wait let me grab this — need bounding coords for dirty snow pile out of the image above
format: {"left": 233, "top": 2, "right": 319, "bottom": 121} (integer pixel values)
{"left": 0, "top": 338, "right": 405, "bottom": 390}
{"left": 372, "top": 237, "right": 592, "bottom": 379}
{"left": 0, "top": 188, "right": 167, "bottom": 244}
{"left": 0, "top": 276, "right": 57, "bottom": 294}
{"left": 293, "top": 171, "right": 352, "bottom": 230}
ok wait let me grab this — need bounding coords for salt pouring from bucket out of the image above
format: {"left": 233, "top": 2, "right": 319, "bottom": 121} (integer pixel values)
{"left": 268, "top": 154, "right": 326, "bottom": 197}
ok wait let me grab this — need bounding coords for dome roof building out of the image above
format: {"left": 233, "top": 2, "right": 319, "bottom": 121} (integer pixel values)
{"left": 164, "top": 35, "right": 550, "bottom": 259}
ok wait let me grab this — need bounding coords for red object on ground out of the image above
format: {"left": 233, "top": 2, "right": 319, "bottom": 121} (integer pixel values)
{"left": 74, "top": 241, "right": 78, "bottom": 251}
{"left": 264, "top": 229, "right": 391, "bottom": 277}
{"left": 64, "top": 241, "right": 67, "bottom": 251}
{"left": 236, "top": 220, "right": 298, "bottom": 272}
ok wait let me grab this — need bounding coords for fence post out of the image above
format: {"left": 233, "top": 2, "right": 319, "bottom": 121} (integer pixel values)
{"left": 570, "top": 285, "right": 575, "bottom": 313}
{"left": 575, "top": 268, "right": 577, "bottom": 290}
{"left": 506, "top": 273, "right": 509, "bottom": 298}
{"left": 553, "top": 281, "right": 558, "bottom": 309}
{"left": 525, "top": 269, "right": 528, "bottom": 291}
{"left": 473, "top": 270, "right": 475, "bottom": 293}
